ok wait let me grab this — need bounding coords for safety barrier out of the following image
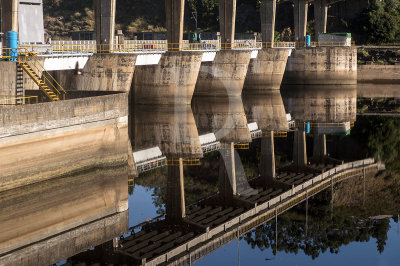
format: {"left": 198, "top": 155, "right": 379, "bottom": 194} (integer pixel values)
{"left": 0, "top": 96, "right": 38, "bottom": 107}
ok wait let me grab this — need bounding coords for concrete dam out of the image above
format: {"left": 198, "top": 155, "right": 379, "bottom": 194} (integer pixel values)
{"left": 1, "top": 0, "right": 387, "bottom": 266}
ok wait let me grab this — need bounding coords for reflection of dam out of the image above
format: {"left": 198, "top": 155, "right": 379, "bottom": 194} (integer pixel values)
{"left": 242, "top": 90, "right": 289, "bottom": 133}
{"left": 132, "top": 104, "right": 202, "bottom": 159}
{"left": 281, "top": 85, "right": 357, "bottom": 124}
{"left": 192, "top": 96, "right": 252, "bottom": 144}
{"left": 0, "top": 166, "right": 129, "bottom": 265}
{"left": 116, "top": 158, "right": 378, "bottom": 265}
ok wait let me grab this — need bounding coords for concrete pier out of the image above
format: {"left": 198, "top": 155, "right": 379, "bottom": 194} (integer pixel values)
{"left": 260, "top": 0, "right": 276, "bottom": 47}
{"left": 194, "top": 50, "right": 251, "bottom": 97}
{"left": 133, "top": 51, "right": 202, "bottom": 105}
{"left": 218, "top": 144, "right": 237, "bottom": 205}
{"left": 192, "top": 96, "right": 252, "bottom": 143}
{"left": 243, "top": 48, "right": 290, "bottom": 94}
{"left": 314, "top": 0, "right": 328, "bottom": 38}
{"left": 242, "top": 91, "right": 288, "bottom": 132}
{"left": 0, "top": 62, "right": 17, "bottom": 100}
{"left": 260, "top": 132, "right": 276, "bottom": 185}
{"left": 166, "top": 158, "right": 186, "bottom": 223}
{"left": 294, "top": 0, "right": 308, "bottom": 43}
{"left": 313, "top": 134, "right": 326, "bottom": 160}
{"left": 281, "top": 84, "right": 357, "bottom": 123}
{"left": 53, "top": 54, "right": 137, "bottom": 92}
{"left": 293, "top": 129, "right": 307, "bottom": 168}
{"left": 94, "top": 0, "right": 116, "bottom": 52}
{"left": 0, "top": 0, "right": 19, "bottom": 33}
{"left": 283, "top": 47, "right": 357, "bottom": 85}
{"left": 132, "top": 104, "right": 203, "bottom": 158}
{"left": 219, "top": 0, "right": 236, "bottom": 49}
{"left": 165, "top": 0, "right": 185, "bottom": 51}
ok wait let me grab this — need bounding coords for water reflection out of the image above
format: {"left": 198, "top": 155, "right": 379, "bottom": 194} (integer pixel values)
{"left": 281, "top": 85, "right": 357, "bottom": 123}
{"left": 0, "top": 166, "right": 129, "bottom": 265}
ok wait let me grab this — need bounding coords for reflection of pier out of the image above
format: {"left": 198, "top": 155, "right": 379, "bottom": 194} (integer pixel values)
{"left": 117, "top": 158, "right": 377, "bottom": 265}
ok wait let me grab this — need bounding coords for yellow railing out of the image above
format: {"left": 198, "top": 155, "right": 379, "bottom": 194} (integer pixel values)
{"left": 167, "top": 158, "right": 201, "bottom": 166}
{"left": 17, "top": 48, "right": 67, "bottom": 100}
{"left": 0, "top": 96, "right": 38, "bottom": 107}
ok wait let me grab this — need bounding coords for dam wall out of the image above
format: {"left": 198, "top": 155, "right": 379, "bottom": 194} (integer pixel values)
{"left": 0, "top": 93, "right": 129, "bottom": 191}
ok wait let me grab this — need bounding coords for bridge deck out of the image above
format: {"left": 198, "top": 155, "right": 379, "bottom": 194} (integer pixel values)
{"left": 118, "top": 158, "right": 377, "bottom": 265}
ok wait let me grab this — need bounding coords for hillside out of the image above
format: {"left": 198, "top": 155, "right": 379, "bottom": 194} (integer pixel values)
{"left": 43, "top": 0, "right": 400, "bottom": 44}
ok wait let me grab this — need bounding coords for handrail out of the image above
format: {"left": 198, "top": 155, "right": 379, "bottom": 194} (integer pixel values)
{"left": 0, "top": 96, "right": 38, "bottom": 107}
{"left": 18, "top": 48, "right": 67, "bottom": 98}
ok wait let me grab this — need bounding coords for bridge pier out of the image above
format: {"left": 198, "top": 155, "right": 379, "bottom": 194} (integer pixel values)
{"left": 293, "top": 129, "right": 307, "bottom": 169}
{"left": 194, "top": 50, "right": 251, "bottom": 97}
{"left": 166, "top": 158, "right": 186, "bottom": 224}
{"left": 165, "top": 0, "right": 184, "bottom": 51}
{"left": 260, "top": 132, "right": 276, "bottom": 185}
{"left": 243, "top": 48, "right": 290, "bottom": 94}
{"left": 313, "top": 133, "right": 326, "bottom": 160}
{"left": 219, "top": 143, "right": 237, "bottom": 205}
{"left": 314, "top": 0, "right": 328, "bottom": 39}
{"left": 294, "top": 0, "right": 308, "bottom": 43}
{"left": 219, "top": 0, "right": 236, "bottom": 49}
{"left": 283, "top": 47, "right": 357, "bottom": 85}
{"left": 94, "top": 0, "right": 116, "bottom": 53}
{"left": 260, "top": 0, "right": 276, "bottom": 47}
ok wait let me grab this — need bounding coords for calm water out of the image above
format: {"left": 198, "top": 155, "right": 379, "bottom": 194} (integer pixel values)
{"left": 1, "top": 84, "right": 400, "bottom": 265}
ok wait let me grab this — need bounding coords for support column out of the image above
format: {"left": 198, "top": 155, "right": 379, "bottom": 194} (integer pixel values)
{"left": 293, "top": 129, "right": 307, "bottom": 168}
{"left": 261, "top": 131, "right": 276, "bottom": 185}
{"left": 314, "top": 0, "right": 328, "bottom": 40}
{"left": 166, "top": 158, "right": 186, "bottom": 224}
{"left": 94, "top": 0, "right": 116, "bottom": 53}
{"left": 1, "top": 0, "right": 19, "bottom": 33}
{"left": 260, "top": 0, "right": 276, "bottom": 48}
{"left": 294, "top": 0, "right": 308, "bottom": 43}
{"left": 219, "top": 0, "right": 236, "bottom": 50}
{"left": 165, "top": 0, "right": 184, "bottom": 51}
{"left": 219, "top": 143, "right": 237, "bottom": 205}
{"left": 313, "top": 134, "right": 326, "bottom": 160}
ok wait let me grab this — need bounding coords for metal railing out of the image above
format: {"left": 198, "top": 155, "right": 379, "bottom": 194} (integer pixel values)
{"left": 0, "top": 96, "right": 38, "bottom": 107}
{"left": 0, "top": 40, "right": 354, "bottom": 59}
{"left": 17, "top": 48, "right": 67, "bottom": 100}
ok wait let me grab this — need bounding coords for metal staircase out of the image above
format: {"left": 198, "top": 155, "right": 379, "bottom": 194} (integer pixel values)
{"left": 15, "top": 65, "right": 24, "bottom": 104}
{"left": 17, "top": 50, "right": 66, "bottom": 102}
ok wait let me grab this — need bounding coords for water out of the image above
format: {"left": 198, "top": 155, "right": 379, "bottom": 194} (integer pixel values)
{"left": 1, "top": 84, "right": 400, "bottom": 265}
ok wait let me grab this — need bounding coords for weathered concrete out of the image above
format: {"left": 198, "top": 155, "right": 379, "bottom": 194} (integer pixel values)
{"left": 281, "top": 84, "right": 357, "bottom": 123}
{"left": 294, "top": 0, "right": 308, "bottom": 43}
{"left": 0, "top": 0, "right": 19, "bottom": 33}
{"left": 132, "top": 104, "right": 203, "bottom": 158}
{"left": 0, "top": 61, "right": 16, "bottom": 100}
{"left": 313, "top": 134, "right": 326, "bottom": 159}
{"left": 0, "top": 166, "right": 128, "bottom": 264}
{"left": 358, "top": 65, "right": 400, "bottom": 84}
{"left": 218, "top": 144, "right": 237, "bottom": 204}
{"left": 94, "top": 0, "right": 116, "bottom": 52}
{"left": 243, "top": 48, "right": 289, "bottom": 93}
{"left": 260, "top": 132, "right": 276, "bottom": 184}
{"left": 260, "top": 0, "right": 276, "bottom": 47}
{"left": 243, "top": 91, "right": 288, "bottom": 132}
{"left": 52, "top": 54, "right": 137, "bottom": 92}
{"left": 166, "top": 158, "right": 186, "bottom": 223}
{"left": 192, "top": 96, "right": 252, "bottom": 143}
{"left": 293, "top": 129, "right": 307, "bottom": 168}
{"left": 0, "top": 93, "right": 128, "bottom": 191}
{"left": 133, "top": 51, "right": 202, "bottom": 105}
{"left": 166, "top": 0, "right": 185, "bottom": 51}
{"left": 314, "top": 0, "right": 328, "bottom": 39}
{"left": 219, "top": 0, "right": 236, "bottom": 49}
{"left": 194, "top": 50, "right": 251, "bottom": 97}
{"left": 283, "top": 47, "right": 357, "bottom": 85}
